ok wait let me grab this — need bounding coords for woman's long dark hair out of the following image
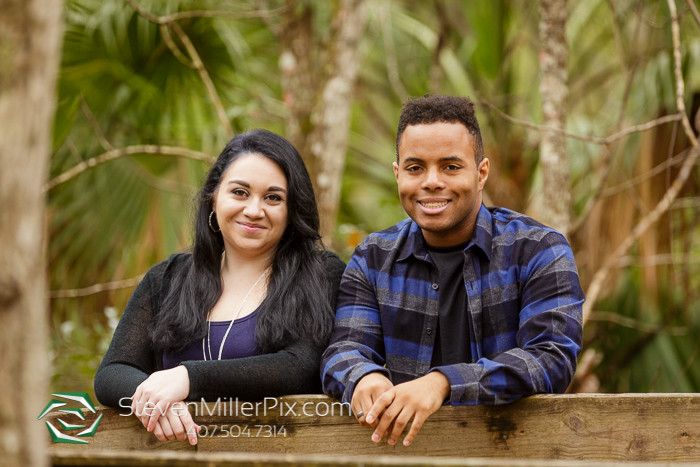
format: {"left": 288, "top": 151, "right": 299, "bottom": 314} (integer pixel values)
{"left": 151, "top": 129, "right": 333, "bottom": 354}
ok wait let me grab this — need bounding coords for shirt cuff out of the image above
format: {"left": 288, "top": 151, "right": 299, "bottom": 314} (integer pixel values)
{"left": 429, "top": 364, "right": 480, "bottom": 406}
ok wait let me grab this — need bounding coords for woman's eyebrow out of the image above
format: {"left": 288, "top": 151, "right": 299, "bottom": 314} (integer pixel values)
{"left": 229, "top": 180, "right": 287, "bottom": 194}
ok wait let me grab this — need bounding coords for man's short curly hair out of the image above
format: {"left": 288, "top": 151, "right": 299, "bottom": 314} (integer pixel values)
{"left": 396, "top": 95, "right": 484, "bottom": 164}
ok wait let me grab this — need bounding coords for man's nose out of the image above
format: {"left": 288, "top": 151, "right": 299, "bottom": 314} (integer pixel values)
{"left": 422, "top": 167, "right": 445, "bottom": 190}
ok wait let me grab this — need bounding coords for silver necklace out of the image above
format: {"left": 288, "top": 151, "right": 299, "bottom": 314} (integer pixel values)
{"left": 203, "top": 264, "right": 271, "bottom": 361}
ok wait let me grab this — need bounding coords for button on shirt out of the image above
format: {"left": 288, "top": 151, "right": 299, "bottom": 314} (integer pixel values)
{"left": 425, "top": 240, "right": 472, "bottom": 368}
{"left": 321, "top": 204, "right": 584, "bottom": 406}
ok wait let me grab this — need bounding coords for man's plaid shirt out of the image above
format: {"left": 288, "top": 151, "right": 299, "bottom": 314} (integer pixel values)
{"left": 321, "top": 204, "right": 584, "bottom": 406}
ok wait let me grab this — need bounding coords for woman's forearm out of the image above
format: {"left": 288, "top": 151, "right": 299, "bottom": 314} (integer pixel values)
{"left": 94, "top": 362, "right": 150, "bottom": 408}
{"left": 181, "top": 339, "right": 323, "bottom": 400}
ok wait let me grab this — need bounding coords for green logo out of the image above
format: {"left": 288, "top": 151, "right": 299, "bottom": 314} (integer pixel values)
{"left": 37, "top": 392, "right": 103, "bottom": 444}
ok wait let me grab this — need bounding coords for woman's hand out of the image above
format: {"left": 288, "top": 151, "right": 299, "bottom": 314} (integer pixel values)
{"left": 150, "top": 405, "right": 200, "bottom": 445}
{"left": 131, "top": 366, "right": 191, "bottom": 436}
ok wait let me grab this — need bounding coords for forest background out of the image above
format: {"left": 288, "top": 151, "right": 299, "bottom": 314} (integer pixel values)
{"left": 44, "top": 0, "right": 700, "bottom": 400}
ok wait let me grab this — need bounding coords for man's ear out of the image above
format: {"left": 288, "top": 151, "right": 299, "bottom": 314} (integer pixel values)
{"left": 477, "top": 158, "right": 489, "bottom": 191}
{"left": 393, "top": 161, "right": 400, "bottom": 183}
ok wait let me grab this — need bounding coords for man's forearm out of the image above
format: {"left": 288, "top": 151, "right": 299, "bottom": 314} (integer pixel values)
{"left": 321, "top": 345, "right": 391, "bottom": 403}
{"left": 429, "top": 340, "right": 576, "bottom": 406}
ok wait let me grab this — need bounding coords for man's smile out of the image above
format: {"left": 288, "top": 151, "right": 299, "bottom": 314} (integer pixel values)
{"left": 417, "top": 199, "right": 450, "bottom": 214}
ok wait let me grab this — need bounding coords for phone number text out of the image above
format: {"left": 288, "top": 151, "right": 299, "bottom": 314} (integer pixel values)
{"left": 198, "top": 424, "right": 286, "bottom": 438}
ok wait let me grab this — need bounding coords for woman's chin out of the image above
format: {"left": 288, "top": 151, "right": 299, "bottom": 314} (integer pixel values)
{"left": 223, "top": 237, "right": 277, "bottom": 257}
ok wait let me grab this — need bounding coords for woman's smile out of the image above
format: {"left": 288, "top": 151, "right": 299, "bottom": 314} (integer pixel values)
{"left": 237, "top": 221, "right": 267, "bottom": 233}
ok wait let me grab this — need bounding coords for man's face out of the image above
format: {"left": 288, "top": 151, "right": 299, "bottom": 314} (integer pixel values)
{"left": 393, "top": 122, "right": 489, "bottom": 247}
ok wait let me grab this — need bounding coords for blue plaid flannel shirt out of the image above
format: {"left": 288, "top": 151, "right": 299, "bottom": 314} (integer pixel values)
{"left": 321, "top": 204, "right": 584, "bottom": 406}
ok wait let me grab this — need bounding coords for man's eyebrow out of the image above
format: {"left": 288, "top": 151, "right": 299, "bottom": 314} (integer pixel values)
{"left": 402, "top": 155, "right": 464, "bottom": 165}
{"left": 438, "top": 156, "right": 464, "bottom": 163}
{"left": 228, "top": 180, "right": 287, "bottom": 194}
{"left": 402, "top": 157, "right": 424, "bottom": 165}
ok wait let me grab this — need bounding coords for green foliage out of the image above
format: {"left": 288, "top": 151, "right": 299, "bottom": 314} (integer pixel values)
{"left": 592, "top": 271, "right": 700, "bottom": 393}
{"left": 50, "top": 0, "right": 700, "bottom": 395}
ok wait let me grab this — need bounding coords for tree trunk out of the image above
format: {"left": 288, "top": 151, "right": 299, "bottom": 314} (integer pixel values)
{"left": 280, "top": 3, "right": 316, "bottom": 159}
{"left": 0, "top": 0, "right": 64, "bottom": 466}
{"left": 538, "top": 0, "right": 571, "bottom": 236}
{"left": 280, "top": 0, "right": 367, "bottom": 243}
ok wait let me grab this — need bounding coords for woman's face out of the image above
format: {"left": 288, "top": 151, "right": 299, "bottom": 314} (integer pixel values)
{"left": 212, "top": 153, "right": 289, "bottom": 260}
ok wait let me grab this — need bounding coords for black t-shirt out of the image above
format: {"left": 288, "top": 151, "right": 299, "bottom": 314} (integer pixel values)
{"left": 426, "top": 240, "right": 473, "bottom": 367}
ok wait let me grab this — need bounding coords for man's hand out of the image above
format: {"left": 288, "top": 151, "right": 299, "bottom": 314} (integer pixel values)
{"left": 365, "top": 371, "right": 450, "bottom": 446}
{"left": 351, "top": 372, "right": 393, "bottom": 427}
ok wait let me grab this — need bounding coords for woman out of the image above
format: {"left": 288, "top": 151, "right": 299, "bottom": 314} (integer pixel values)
{"left": 94, "top": 129, "right": 345, "bottom": 445}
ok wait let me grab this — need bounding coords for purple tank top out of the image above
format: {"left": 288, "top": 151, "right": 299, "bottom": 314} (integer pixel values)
{"left": 162, "top": 307, "right": 261, "bottom": 369}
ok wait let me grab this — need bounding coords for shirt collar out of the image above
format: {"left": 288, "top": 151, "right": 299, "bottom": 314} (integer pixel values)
{"left": 397, "top": 221, "right": 427, "bottom": 262}
{"left": 471, "top": 204, "right": 493, "bottom": 262}
{"left": 397, "top": 204, "right": 493, "bottom": 262}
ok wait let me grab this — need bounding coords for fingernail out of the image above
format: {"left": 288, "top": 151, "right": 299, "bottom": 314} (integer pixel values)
{"left": 388, "top": 438, "right": 395, "bottom": 446}
{"left": 372, "top": 434, "right": 379, "bottom": 442}
{"left": 404, "top": 439, "right": 410, "bottom": 446}
{"left": 366, "top": 415, "right": 374, "bottom": 423}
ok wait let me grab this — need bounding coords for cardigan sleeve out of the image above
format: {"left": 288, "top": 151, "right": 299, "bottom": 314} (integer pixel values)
{"left": 93, "top": 262, "right": 165, "bottom": 408}
{"left": 182, "top": 250, "right": 346, "bottom": 400}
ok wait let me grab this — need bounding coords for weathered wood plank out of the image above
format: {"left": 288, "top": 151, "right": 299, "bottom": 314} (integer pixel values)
{"left": 49, "top": 449, "right": 700, "bottom": 467}
{"left": 46, "top": 394, "right": 700, "bottom": 462}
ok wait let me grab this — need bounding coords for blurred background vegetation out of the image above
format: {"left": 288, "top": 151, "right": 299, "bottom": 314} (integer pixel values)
{"left": 47, "top": 0, "right": 700, "bottom": 400}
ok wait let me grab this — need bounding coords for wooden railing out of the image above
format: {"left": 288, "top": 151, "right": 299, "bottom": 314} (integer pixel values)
{"left": 47, "top": 394, "right": 700, "bottom": 466}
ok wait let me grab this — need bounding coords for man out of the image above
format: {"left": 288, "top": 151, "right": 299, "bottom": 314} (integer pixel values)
{"left": 321, "top": 95, "right": 584, "bottom": 447}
